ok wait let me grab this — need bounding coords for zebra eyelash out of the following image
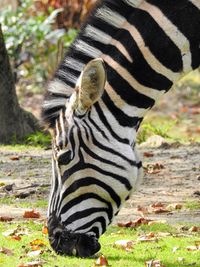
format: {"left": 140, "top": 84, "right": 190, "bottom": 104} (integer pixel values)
{"left": 48, "top": 80, "right": 74, "bottom": 96}
{"left": 95, "top": 6, "right": 126, "bottom": 28}
{"left": 83, "top": 24, "right": 112, "bottom": 45}
{"left": 63, "top": 57, "right": 85, "bottom": 72}
{"left": 73, "top": 39, "right": 102, "bottom": 59}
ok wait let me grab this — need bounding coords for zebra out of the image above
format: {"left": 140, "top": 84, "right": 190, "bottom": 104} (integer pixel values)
{"left": 42, "top": 0, "right": 200, "bottom": 258}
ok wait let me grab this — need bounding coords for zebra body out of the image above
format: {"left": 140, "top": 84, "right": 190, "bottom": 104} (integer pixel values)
{"left": 42, "top": 0, "right": 200, "bottom": 257}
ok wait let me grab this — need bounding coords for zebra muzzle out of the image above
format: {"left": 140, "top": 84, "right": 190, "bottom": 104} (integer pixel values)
{"left": 48, "top": 213, "right": 101, "bottom": 257}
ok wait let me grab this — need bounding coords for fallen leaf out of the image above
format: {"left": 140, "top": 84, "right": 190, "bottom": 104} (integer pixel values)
{"left": 94, "top": 255, "right": 109, "bottom": 266}
{"left": 189, "top": 226, "right": 199, "bottom": 232}
{"left": 9, "top": 155, "right": 20, "bottom": 161}
{"left": 23, "top": 210, "right": 40, "bottom": 219}
{"left": 0, "top": 182, "right": 6, "bottom": 187}
{"left": 150, "top": 202, "right": 165, "bottom": 208}
{"left": 2, "top": 226, "right": 28, "bottom": 237}
{"left": 118, "top": 217, "right": 153, "bottom": 228}
{"left": 145, "top": 163, "right": 164, "bottom": 174}
{"left": 136, "top": 205, "right": 149, "bottom": 216}
{"left": 117, "top": 221, "right": 133, "bottom": 228}
{"left": 18, "top": 260, "right": 44, "bottom": 267}
{"left": 113, "top": 240, "right": 134, "bottom": 251}
{"left": 11, "top": 235, "right": 21, "bottom": 241}
{"left": 137, "top": 235, "right": 158, "bottom": 243}
{"left": 0, "top": 247, "right": 14, "bottom": 256}
{"left": 0, "top": 216, "right": 14, "bottom": 222}
{"left": 150, "top": 203, "right": 169, "bottom": 214}
{"left": 27, "top": 250, "right": 42, "bottom": 257}
{"left": 144, "top": 152, "right": 154, "bottom": 157}
{"left": 146, "top": 232, "right": 155, "bottom": 238}
{"left": 42, "top": 226, "right": 48, "bottom": 235}
{"left": 30, "top": 239, "right": 47, "bottom": 247}
{"left": 166, "top": 203, "right": 183, "bottom": 210}
{"left": 186, "top": 245, "right": 200, "bottom": 251}
{"left": 153, "top": 207, "right": 169, "bottom": 214}
{"left": 145, "top": 259, "right": 165, "bottom": 267}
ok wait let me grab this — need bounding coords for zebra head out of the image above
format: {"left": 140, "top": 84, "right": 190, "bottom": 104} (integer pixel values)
{"left": 47, "top": 57, "right": 141, "bottom": 257}
{"left": 48, "top": 59, "right": 106, "bottom": 257}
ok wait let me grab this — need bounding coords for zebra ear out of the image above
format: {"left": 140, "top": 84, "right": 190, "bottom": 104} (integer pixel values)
{"left": 76, "top": 58, "right": 106, "bottom": 114}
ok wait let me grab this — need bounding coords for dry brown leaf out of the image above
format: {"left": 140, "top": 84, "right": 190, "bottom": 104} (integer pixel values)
{"left": 0, "top": 216, "right": 14, "bottom": 222}
{"left": 118, "top": 217, "right": 152, "bottom": 228}
{"left": 150, "top": 203, "right": 169, "bottom": 214}
{"left": 143, "top": 152, "right": 154, "bottom": 157}
{"left": 166, "top": 203, "right": 183, "bottom": 210}
{"left": 42, "top": 226, "right": 48, "bottom": 235}
{"left": 30, "top": 239, "right": 47, "bottom": 247}
{"left": 153, "top": 207, "right": 169, "bottom": 214}
{"left": 136, "top": 205, "right": 149, "bottom": 216}
{"left": 113, "top": 240, "right": 134, "bottom": 251}
{"left": 189, "top": 226, "right": 199, "bottom": 232}
{"left": 137, "top": 235, "right": 158, "bottom": 243}
{"left": 9, "top": 155, "right": 20, "bottom": 160}
{"left": 18, "top": 260, "right": 44, "bottom": 267}
{"left": 117, "top": 221, "right": 133, "bottom": 228}
{"left": 0, "top": 247, "right": 14, "bottom": 256}
{"left": 11, "top": 235, "right": 21, "bottom": 241}
{"left": 23, "top": 210, "right": 41, "bottom": 219}
{"left": 150, "top": 202, "right": 165, "bottom": 208}
{"left": 94, "top": 255, "right": 109, "bottom": 266}
{"left": 186, "top": 245, "right": 200, "bottom": 251}
{"left": 145, "top": 163, "right": 164, "bottom": 174}
{"left": 146, "top": 232, "right": 155, "bottom": 238}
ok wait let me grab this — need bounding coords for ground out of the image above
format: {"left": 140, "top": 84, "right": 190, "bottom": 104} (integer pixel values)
{"left": 0, "top": 141, "right": 199, "bottom": 224}
{"left": 0, "top": 70, "right": 200, "bottom": 224}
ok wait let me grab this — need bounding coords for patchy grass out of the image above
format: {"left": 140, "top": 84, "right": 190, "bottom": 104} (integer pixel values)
{"left": 185, "top": 200, "right": 200, "bottom": 210}
{"left": 0, "top": 221, "right": 200, "bottom": 267}
{"left": 0, "top": 196, "right": 48, "bottom": 209}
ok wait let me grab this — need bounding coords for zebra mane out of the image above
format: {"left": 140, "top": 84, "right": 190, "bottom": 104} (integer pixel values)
{"left": 42, "top": 0, "right": 144, "bottom": 128}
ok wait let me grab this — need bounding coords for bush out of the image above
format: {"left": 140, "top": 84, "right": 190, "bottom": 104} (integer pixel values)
{"left": 0, "top": 0, "right": 77, "bottom": 87}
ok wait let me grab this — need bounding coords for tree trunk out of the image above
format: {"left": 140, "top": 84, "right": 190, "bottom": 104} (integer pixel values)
{"left": 0, "top": 24, "right": 39, "bottom": 144}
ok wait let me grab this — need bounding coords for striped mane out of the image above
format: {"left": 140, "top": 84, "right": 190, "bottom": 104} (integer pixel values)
{"left": 42, "top": 0, "right": 145, "bottom": 128}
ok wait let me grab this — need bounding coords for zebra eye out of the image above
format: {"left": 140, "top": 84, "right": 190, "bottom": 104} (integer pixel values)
{"left": 57, "top": 150, "right": 72, "bottom": 165}
{"left": 73, "top": 109, "right": 87, "bottom": 119}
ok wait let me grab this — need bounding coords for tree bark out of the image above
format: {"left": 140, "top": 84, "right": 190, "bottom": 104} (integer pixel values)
{"left": 0, "top": 24, "right": 39, "bottom": 144}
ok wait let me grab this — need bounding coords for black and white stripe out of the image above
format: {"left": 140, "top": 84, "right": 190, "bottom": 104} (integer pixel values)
{"left": 42, "top": 0, "right": 200, "bottom": 257}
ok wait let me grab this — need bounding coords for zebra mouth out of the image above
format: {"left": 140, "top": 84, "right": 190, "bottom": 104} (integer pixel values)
{"left": 48, "top": 213, "right": 101, "bottom": 257}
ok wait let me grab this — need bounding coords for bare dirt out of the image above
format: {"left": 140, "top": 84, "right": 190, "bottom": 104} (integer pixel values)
{"left": 0, "top": 141, "right": 199, "bottom": 224}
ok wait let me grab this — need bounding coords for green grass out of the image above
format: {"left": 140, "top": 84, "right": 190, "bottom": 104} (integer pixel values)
{"left": 0, "top": 222, "right": 199, "bottom": 267}
{"left": 0, "top": 196, "right": 48, "bottom": 209}
{"left": 185, "top": 200, "right": 200, "bottom": 210}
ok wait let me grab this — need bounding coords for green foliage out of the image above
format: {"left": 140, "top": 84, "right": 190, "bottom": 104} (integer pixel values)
{"left": 137, "top": 120, "right": 177, "bottom": 144}
{"left": 0, "top": 0, "right": 77, "bottom": 86}
{"left": 25, "top": 131, "right": 51, "bottom": 147}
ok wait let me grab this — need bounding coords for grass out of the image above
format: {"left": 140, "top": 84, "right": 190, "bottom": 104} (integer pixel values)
{"left": 0, "top": 222, "right": 199, "bottom": 267}
{"left": 0, "top": 196, "right": 48, "bottom": 209}
{"left": 185, "top": 200, "right": 200, "bottom": 210}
